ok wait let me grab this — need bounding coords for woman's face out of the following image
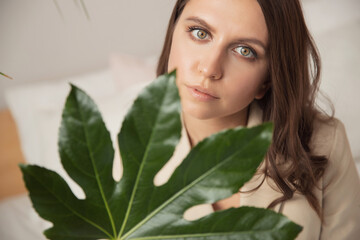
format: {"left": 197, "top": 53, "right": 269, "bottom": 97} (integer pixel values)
{"left": 168, "top": 0, "right": 269, "bottom": 121}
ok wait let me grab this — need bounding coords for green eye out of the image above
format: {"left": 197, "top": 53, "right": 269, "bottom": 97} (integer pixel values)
{"left": 193, "top": 29, "right": 208, "bottom": 40}
{"left": 234, "top": 46, "right": 255, "bottom": 58}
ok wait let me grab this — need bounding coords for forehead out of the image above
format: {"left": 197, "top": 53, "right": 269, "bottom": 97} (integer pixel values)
{"left": 180, "top": 0, "right": 268, "bottom": 45}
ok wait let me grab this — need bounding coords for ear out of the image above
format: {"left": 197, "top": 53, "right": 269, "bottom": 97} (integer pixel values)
{"left": 255, "top": 80, "right": 271, "bottom": 100}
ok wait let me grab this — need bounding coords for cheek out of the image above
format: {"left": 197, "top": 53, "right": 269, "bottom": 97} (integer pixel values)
{"left": 168, "top": 30, "right": 185, "bottom": 72}
{"left": 167, "top": 43, "right": 177, "bottom": 73}
{"left": 224, "top": 65, "right": 267, "bottom": 103}
{"left": 168, "top": 30, "right": 197, "bottom": 78}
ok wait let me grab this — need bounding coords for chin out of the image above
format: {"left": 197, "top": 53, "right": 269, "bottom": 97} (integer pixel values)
{"left": 181, "top": 102, "right": 219, "bottom": 120}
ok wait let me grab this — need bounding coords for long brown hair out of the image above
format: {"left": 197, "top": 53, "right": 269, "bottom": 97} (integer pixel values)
{"left": 157, "top": 0, "right": 331, "bottom": 219}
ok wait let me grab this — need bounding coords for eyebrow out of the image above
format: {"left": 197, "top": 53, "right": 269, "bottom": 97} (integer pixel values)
{"left": 185, "top": 16, "right": 216, "bottom": 33}
{"left": 185, "top": 16, "right": 267, "bottom": 51}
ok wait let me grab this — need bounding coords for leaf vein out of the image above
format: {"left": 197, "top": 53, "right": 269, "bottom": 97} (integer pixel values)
{"left": 75, "top": 94, "right": 117, "bottom": 238}
{"left": 118, "top": 82, "right": 172, "bottom": 238}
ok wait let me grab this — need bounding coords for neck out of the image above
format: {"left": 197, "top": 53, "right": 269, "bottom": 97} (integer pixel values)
{"left": 183, "top": 107, "right": 249, "bottom": 147}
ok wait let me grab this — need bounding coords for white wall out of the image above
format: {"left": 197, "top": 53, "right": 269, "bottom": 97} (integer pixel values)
{"left": 0, "top": 0, "right": 176, "bottom": 109}
{"left": 303, "top": 0, "right": 360, "bottom": 158}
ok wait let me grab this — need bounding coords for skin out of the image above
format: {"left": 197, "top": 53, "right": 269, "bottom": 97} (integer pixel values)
{"left": 168, "top": 0, "right": 269, "bottom": 210}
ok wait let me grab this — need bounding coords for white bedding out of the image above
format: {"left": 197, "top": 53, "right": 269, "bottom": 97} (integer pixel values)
{"left": 0, "top": 194, "right": 49, "bottom": 240}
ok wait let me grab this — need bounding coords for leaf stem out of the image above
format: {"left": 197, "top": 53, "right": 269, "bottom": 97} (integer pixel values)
{"left": 80, "top": 0, "right": 91, "bottom": 21}
{"left": 129, "top": 230, "right": 274, "bottom": 239}
{"left": 117, "top": 141, "right": 151, "bottom": 237}
{"left": 53, "top": 0, "right": 64, "bottom": 21}
{"left": 0, "top": 72, "right": 13, "bottom": 80}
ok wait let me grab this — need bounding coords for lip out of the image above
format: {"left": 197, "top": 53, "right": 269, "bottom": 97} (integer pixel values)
{"left": 185, "top": 85, "right": 219, "bottom": 101}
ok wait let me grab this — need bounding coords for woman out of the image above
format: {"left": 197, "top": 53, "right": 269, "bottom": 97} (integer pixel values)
{"left": 155, "top": 0, "right": 360, "bottom": 239}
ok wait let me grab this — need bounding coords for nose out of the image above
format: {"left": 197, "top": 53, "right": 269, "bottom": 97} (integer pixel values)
{"left": 197, "top": 48, "right": 224, "bottom": 80}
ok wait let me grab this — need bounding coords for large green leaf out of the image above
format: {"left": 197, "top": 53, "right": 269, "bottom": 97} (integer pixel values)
{"left": 20, "top": 71, "right": 302, "bottom": 240}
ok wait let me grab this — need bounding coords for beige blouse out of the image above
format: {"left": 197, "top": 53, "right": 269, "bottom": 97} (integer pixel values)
{"left": 152, "top": 102, "right": 360, "bottom": 240}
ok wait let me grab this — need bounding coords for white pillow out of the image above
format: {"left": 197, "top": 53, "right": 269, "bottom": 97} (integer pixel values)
{"left": 5, "top": 70, "right": 116, "bottom": 166}
{"left": 109, "top": 53, "right": 156, "bottom": 91}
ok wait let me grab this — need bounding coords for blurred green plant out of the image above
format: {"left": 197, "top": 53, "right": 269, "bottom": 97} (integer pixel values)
{"left": 53, "top": 0, "right": 90, "bottom": 20}
{"left": 0, "top": 72, "right": 13, "bottom": 80}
